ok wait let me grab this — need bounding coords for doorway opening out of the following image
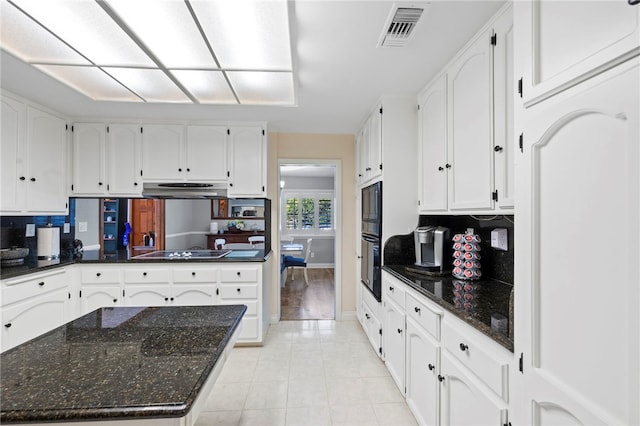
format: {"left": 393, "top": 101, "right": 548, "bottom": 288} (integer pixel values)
{"left": 278, "top": 161, "right": 340, "bottom": 321}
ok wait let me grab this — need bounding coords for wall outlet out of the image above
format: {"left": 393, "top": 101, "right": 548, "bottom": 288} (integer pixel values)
{"left": 491, "top": 228, "right": 508, "bottom": 251}
{"left": 78, "top": 222, "right": 88, "bottom": 233}
{"left": 63, "top": 223, "right": 70, "bottom": 234}
{"left": 25, "top": 223, "right": 35, "bottom": 237}
{"left": 310, "top": 252, "right": 315, "bottom": 258}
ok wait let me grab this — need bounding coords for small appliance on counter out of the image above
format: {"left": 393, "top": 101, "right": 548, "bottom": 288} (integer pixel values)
{"left": 412, "top": 226, "right": 450, "bottom": 275}
{"left": 37, "top": 225, "right": 60, "bottom": 260}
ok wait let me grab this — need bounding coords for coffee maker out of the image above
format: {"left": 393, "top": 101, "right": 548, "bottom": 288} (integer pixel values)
{"left": 414, "top": 226, "right": 450, "bottom": 273}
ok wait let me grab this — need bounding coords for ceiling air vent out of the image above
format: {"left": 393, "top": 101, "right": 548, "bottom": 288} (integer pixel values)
{"left": 378, "top": 4, "right": 427, "bottom": 48}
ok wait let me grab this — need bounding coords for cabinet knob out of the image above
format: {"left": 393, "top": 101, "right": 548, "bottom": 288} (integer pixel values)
{"left": 229, "top": 183, "right": 233, "bottom": 187}
{"left": 170, "top": 297, "right": 174, "bottom": 301}
{"left": 134, "top": 182, "right": 138, "bottom": 186}
{"left": 19, "top": 176, "right": 26, "bottom": 181}
{"left": 98, "top": 182, "right": 103, "bottom": 186}
{"left": 389, "top": 286, "right": 394, "bottom": 292}
{"left": 397, "top": 328, "right": 403, "bottom": 334}
{"left": 365, "top": 313, "right": 370, "bottom": 320}
{"left": 143, "top": 272, "right": 147, "bottom": 276}
{"left": 165, "top": 297, "right": 169, "bottom": 301}
{"left": 4, "top": 323, "right": 12, "bottom": 328}
{"left": 438, "top": 166, "right": 444, "bottom": 171}
{"left": 428, "top": 363, "right": 435, "bottom": 371}
{"left": 96, "top": 272, "right": 101, "bottom": 277}
{"left": 438, "top": 375, "right": 445, "bottom": 382}
{"left": 237, "top": 271, "right": 241, "bottom": 276}
{"left": 38, "top": 281, "right": 45, "bottom": 286}
{"left": 178, "top": 168, "right": 182, "bottom": 172}
{"left": 414, "top": 306, "right": 421, "bottom": 314}
{"left": 236, "top": 288, "right": 241, "bottom": 293}
{"left": 113, "top": 298, "right": 117, "bottom": 303}
{"left": 445, "top": 164, "right": 451, "bottom": 169}
{"left": 494, "top": 145, "right": 503, "bottom": 152}
{"left": 30, "top": 177, "right": 36, "bottom": 182}
{"left": 186, "top": 168, "right": 191, "bottom": 172}
{"left": 459, "top": 343, "right": 469, "bottom": 352}
{"left": 192, "top": 272, "right": 196, "bottom": 276}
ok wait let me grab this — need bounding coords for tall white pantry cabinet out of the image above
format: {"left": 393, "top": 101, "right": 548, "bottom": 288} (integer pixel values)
{"left": 513, "top": 2, "right": 640, "bottom": 425}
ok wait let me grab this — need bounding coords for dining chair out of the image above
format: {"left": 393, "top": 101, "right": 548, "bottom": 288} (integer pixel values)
{"left": 214, "top": 238, "right": 226, "bottom": 250}
{"left": 283, "top": 238, "right": 312, "bottom": 285}
{"left": 248, "top": 236, "right": 265, "bottom": 247}
{"left": 223, "top": 243, "right": 253, "bottom": 249}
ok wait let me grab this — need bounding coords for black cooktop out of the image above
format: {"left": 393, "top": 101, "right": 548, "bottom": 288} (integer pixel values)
{"left": 132, "top": 250, "right": 231, "bottom": 260}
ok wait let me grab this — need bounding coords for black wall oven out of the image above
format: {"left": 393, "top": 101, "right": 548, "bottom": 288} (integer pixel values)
{"left": 361, "top": 181, "right": 382, "bottom": 301}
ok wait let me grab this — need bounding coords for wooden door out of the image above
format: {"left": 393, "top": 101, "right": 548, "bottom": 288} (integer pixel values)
{"left": 130, "top": 199, "right": 165, "bottom": 250}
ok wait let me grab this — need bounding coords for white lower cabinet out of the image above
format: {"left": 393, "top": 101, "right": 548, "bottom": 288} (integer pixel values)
{"left": 81, "top": 285, "right": 122, "bottom": 313}
{"left": 1, "top": 268, "right": 70, "bottom": 352}
{"left": 406, "top": 318, "right": 440, "bottom": 426}
{"left": 360, "top": 288, "right": 382, "bottom": 357}
{"left": 378, "top": 270, "right": 512, "bottom": 425}
{"left": 440, "top": 352, "right": 507, "bottom": 426}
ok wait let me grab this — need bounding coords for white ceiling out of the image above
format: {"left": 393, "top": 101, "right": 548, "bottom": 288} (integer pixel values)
{"left": 0, "top": 0, "right": 506, "bottom": 135}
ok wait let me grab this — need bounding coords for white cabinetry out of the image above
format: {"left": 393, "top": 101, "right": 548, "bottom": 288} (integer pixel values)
{"left": 383, "top": 274, "right": 406, "bottom": 394}
{"left": 513, "top": 58, "right": 640, "bottom": 425}
{"left": 1, "top": 94, "right": 68, "bottom": 215}
{"left": 123, "top": 267, "right": 172, "bottom": 306}
{"left": 186, "top": 125, "right": 228, "bottom": 182}
{"left": 516, "top": 0, "right": 640, "bottom": 106}
{"left": 359, "top": 287, "right": 382, "bottom": 357}
{"left": 406, "top": 317, "right": 440, "bottom": 426}
{"left": 141, "top": 124, "right": 185, "bottom": 181}
{"left": 107, "top": 124, "right": 142, "bottom": 196}
{"left": 357, "top": 106, "right": 382, "bottom": 185}
{"left": 227, "top": 125, "right": 266, "bottom": 197}
{"left": 417, "top": 5, "right": 513, "bottom": 214}
{"left": 79, "top": 267, "right": 122, "bottom": 315}
{"left": 72, "top": 123, "right": 107, "bottom": 195}
{"left": 1, "top": 268, "right": 70, "bottom": 352}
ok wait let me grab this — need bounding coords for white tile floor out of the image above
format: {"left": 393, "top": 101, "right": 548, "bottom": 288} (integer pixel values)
{"left": 195, "top": 320, "right": 418, "bottom": 426}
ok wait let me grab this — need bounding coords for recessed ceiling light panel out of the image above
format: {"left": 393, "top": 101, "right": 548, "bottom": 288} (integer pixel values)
{"left": 171, "top": 70, "right": 237, "bottom": 104}
{"left": 103, "top": 67, "right": 191, "bottom": 103}
{"left": 228, "top": 71, "right": 295, "bottom": 105}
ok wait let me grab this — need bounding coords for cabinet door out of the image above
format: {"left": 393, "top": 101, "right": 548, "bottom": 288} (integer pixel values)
{"left": 361, "top": 300, "right": 381, "bottom": 357}
{"left": 72, "top": 123, "right": 107, "bottom": 195}
{"left": 80, "top": 285, "right": 121, "bottom": 315}
{"left": 383, "top": 298, "right": 406, "bottom": 394}
{"left": 406, "top": 319, "right": 440, "bottom": 426}
{"left": 368, "top": 105, "right": 383, "bottom": 181}
{"left": 440, "top": 352, "right": 507, "bottom": 426}
{"left": 493, "top": 8, "right": 515, "bottom": 210}
{"left": 516, "top": 0, "right": 640, "bottom": 105}
{"left": 447, "top": 30, "right": 494, "bottom": 211}
{"left": 227, "top": 126, "right": 265, "bottom": 197}
{"left": 172, "top": 285, "right": 217, "bottom": 306}
{"left": 358, "top": 118, "right": 370, "bottom": 184}
{"left": 141, "top": 124, "right": 184, "bottom": 181}
{"left": 108, "top": 124, "right": 142, "bottom": 196}
{"left": 1, "top": 96, "right": 25, "bottom": 213}
{"left": 515, "top": 60, "right": 639, "bottom": 425}
{"left": 26, "top": 106, "right": 68, "bottom": 214}
{"left": 186, "top": 125, "right": 227, "bottom": 182}
{"left": 418, "top": 74, "right": 448, "bottom": 212}
{"left": 124, "top": 285, "right": 171, "bottom": 307}
{"left": 1, "top": 287, "right": 69, "bottom": 352}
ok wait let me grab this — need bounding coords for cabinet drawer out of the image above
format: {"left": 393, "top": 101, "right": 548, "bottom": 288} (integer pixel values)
{"left": 2, "top": 269, "right": 68, "bottom": 306}
{"left": 172, "top": 268, "right": 217, "bottom": 283}
{"left": 220, "top": 267, "right": 258, "bottom": 283}
{"left": 442, "top": 320, "right": 509, "bottom": 401}
{"left": 384, "top": 278, "right": 405, "bottom": 309}
{"left": 406, "top": 292, "right": 442, "bottom": 341}
{"left": 219, "top": 284, "right": 258, "bottom": 300}
{"left": 81, "top": 268, "right": 120, "bottom": 284}
{"left": 124, "top": 269, "right": 171, "bottom": 284}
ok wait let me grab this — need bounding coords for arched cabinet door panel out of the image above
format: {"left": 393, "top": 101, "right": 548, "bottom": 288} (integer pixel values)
{"left": 515, "top": 59, "right": 639, "bottom": 425}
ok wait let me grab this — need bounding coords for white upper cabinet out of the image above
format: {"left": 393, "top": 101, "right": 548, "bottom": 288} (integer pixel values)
{"left": 227, "top": 125, "right": 266, "bottom": 197}
{"left": 185, "top": 125, "right": 228, "bottom": 182}
{"left": 25, "top": 106, "right": 68, "bottom": 214}
{"left": 1, "top": 94, "right": 67, "bottom": 215}
{"left": 141, "top": 124, "right": 228, "bottom": 183}
{"left": 516, "top": 0, "right": 640, "bottom": 106}
{"left": 418, "top": 4, "right": 514, "bottom": 214}
{"left": 107, "top": 124, "right": 142, "bottom": 196}
{"left": 418, "top": 75, "right": 448, "bottom": 213}
{"left": 72, "top": 123, "right": 107, "bottom": 196}
{"left": 357, "top": 105, "right": 383, "bottom": 185}
{"left": 141, "top": 124, "right": 185, "bottom": 181}
{"left": 72, "top": 123, "right": 142, "bottom": 197}
{"left": 1, "top": 95, "right": 25, "bottom": 213}
{"left": 447, "top": 28, "right": 494, "bottom": 211}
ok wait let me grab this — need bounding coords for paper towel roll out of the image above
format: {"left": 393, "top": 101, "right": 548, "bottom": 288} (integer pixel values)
{"left": 37, "top": 227, "right": 60, "bottom": 259}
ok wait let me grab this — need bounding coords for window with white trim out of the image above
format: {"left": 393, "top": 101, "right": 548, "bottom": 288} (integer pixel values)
{"left": 281, "top": 190, "right": 335, "bottom": 234}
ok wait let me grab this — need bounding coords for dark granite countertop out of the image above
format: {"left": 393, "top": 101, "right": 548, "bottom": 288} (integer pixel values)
{"left": 384, "top": 265, "right": 514, "bottom": 352}
{"left": 1, "top": 305, "right": 247, "bottom": 423}
{"left": 0, "top": 249, "right": 272, "bottom": 280}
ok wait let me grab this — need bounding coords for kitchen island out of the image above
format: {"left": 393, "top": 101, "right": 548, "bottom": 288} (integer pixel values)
{"left": 1, "top": 305, "right": 246, "bottom": 425}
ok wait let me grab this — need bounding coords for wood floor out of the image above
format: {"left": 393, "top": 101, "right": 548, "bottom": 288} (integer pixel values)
{"left": 280, "top": 268, "right": 335, "bottom": 320}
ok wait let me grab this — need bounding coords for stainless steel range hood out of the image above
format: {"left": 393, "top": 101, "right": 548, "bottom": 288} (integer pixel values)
{"left": 142, "top": 182, "right": 228, "bottom": 199}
